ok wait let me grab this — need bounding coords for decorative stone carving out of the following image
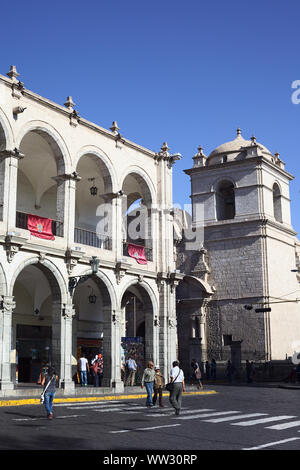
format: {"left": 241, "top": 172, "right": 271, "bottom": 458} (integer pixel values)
{"left": 168, "top": 317, "right": 177, "bottom": 328}
{"left": 115, "top": 260, "right": 131, "bottom": 285}
{"left": 112, "top": 310, "right": 122, "bottom": 325}
{"left": 4, "top": 234, "right": 27, "bottom": 263}
{"left": 168, "top": 271, "right": 184, "bottom": 293}
{"left": 2, "top": 296, "right": 16, "bottom": 313}
{"left": 155, "top": 142, "right": 181, "bottom": 168}
{"left": 38, "top": 252, "right": 47, "bottom": 264}
{"left": 156, "top": 272, "right": 166, "bottom": 292}
{"left": 62, "top": 303, "right": 76, "bottom": 318}
{"left": 7, "top": 66, "right": 24, "bottom": 99}
{"left": 191, "top": 246, "right": 210, "bottom": 282}
{"left": 65, "top": 248, "right": 85, "bottom": 275}
{"left": 110, "top": 121, "right": 120, "bottom": 135}
{"left": 69, "top": 109, "right": 80, "bottom": 127}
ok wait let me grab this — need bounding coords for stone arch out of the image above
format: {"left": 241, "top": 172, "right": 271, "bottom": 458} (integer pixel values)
{"left": 16, "top": 122, "right": 72, "bottom": 233}
{"left": 119, "top": 278, "right": 158, "bottom": 316}
{"left": 16, "top": 120, "right": 71, "bottom": 173}
{"left": 9, "top": 257, "right": 68, "bottom": 383}
{"left": 120, "top": 279, "right": 158, "bottom": 370}
{"left": 9, "top": 256, "right": 67, "bottom": 302}
{"left": 120, "top": 166, "right": 156, "bottom": 207}
{"left": 211, "top": 175, "right": 237, "bottom": 192}
{"left": 75, "top": 146, "right": 117, "bottom": 194}
{"left": 176, "top": 275, "right": 213, "bottom": 377}
{"left": 75, "top": 267, "right": 117, "bottom": 312}
{"left": 121, "top": 168, "right": 156, "bottom": 259}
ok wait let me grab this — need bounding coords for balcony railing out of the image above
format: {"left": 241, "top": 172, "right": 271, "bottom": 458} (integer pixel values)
{"left": 123, "top": 241, "right": 153, "bottom": 262}
{"left": 16, "top": 211, "right": 64, "bottom": 237}
{"left": 74, "top": 227, "right": 112, "bottom": 250}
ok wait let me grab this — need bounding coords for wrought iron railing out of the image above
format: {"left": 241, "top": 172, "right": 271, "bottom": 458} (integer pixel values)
{"left": 74, "top": 227, "right": 112, "bottom": 250}
{"left": 16, "top": 211, "right": 64, "bottom": 237}
{"left": 123, "top": 241, "right": 153, "bottom": 262}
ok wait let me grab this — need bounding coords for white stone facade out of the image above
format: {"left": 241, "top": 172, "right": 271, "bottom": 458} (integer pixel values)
{"left": 0, "top": 67, "right": 181, "bottom": 395}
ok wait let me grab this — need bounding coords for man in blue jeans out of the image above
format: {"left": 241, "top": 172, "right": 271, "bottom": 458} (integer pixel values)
{"left": 78, "top": 354, "right": 89, "bottom": 386}
{"left": 141, "top": 361, "right": 156, "bottom": 407}
{"left": 41, "top": 366, "right": 58, "bottom": 420}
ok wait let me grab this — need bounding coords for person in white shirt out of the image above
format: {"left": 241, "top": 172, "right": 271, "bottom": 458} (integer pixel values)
{"left": 169, "top": 360, "right": 185, "bottom": 415}
{"left": 78, "top": 354, "right": 89, "bottom": 387}
{"left": 125, "top": 357, "right": 138, "bottom": 386}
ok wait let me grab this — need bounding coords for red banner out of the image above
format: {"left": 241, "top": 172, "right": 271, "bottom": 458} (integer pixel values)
{"left": 127, "top": 243, "right": 148, "bottom": 265}
{"left": 27, "top": 214, "right": 55, "bottom": 240}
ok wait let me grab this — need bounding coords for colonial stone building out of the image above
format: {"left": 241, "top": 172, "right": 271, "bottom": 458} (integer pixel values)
{"left": 0, "top": 66, "right": 183, "bottom": 396}
{"left": 176, "top": 130, "right": 300, "bottom": 376}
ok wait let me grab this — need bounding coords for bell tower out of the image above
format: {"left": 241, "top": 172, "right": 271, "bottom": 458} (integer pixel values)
{"left": 184, "top": 129, "right": 300, "bottom": 361}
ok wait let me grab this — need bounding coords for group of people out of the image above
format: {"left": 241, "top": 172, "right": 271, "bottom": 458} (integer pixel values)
{"left": 140, "top": 360, "right": 185, "bottom": 415}
{"left": 77, "top": 353, "right": 104, "bottom": 387}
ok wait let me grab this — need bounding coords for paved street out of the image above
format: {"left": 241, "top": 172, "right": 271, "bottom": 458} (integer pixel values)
{"left": 1, "top": 385, "right": 300, "bottom": 451}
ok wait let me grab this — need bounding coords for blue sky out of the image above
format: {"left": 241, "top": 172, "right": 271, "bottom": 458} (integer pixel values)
{"left": 1, "top": 0, "right": 300, "bottom": 232}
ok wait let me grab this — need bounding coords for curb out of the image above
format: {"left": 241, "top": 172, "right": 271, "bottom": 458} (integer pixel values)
{"left": 0, "top": 390, "right": 218, "bottom": 408}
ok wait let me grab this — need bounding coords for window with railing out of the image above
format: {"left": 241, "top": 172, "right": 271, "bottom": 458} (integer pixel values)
{"left": 74, "top": 227, "right": 112, "bottom": 250}
{"left": 16, "top": 211, "right": 64, "bottom": 237}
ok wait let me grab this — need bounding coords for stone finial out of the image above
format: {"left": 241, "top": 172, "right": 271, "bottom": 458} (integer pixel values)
{"left": 193, "top": 145, "right": 207, "bottom": 167}
{"left": 251, "top": 135, "right": 257, "bottom": 145}
{"left": 64, "top": 96, "right": 76, "bottom": 110}
{"left": 274, "top": 151, "right": 280, "bottom": 159}
{"left": 7, "top": 65, "right": 19, "bottom": 82}
{"left": 236, "top": 127, "right": 242, "bottom": 137}
{"left": 110, "top": 121, "right": 120, "bottom": 134}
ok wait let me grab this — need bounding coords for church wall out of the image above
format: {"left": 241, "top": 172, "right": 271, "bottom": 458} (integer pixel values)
{"left": 265, "top": 230, "right": 300, "bottom": 359}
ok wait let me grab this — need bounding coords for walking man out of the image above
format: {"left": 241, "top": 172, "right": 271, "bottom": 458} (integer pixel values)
{"left": 125, "top": 356, "right": 138, "bottom": 386}
{"left": 169, "top": 360, "right": 185, "bottom": 416}
{"left": 141, "top": 361, "right": 155, "bottom": 407}
{"left": 78, "top": 354, "right": 89, "bottom": 387}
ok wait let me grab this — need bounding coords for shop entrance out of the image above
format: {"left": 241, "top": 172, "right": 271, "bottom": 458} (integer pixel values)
{"left": 16, "top": 325, "right": 51, "bottom": 383}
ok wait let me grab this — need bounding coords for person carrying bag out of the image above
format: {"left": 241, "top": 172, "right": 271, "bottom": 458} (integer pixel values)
{"left": 40, "top": 366, "right": 58, "bottom": 420}
{"left": 168, "top": 361, "right": 185, "bottom": 416}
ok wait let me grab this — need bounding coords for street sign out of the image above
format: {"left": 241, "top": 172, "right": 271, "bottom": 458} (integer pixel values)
{"left": 255, "top": 307, "right": 272, "bottom": 313}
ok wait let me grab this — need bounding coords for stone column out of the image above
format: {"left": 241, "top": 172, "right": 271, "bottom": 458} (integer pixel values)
{"left": 0, "top": 296, "right": 16, "bottom": 390}
{"left": 102, "top": 308, "right": 123, "bottom": 392}
{"left": 0, "top": 149, "right": 24, "bottom": 231}
{"left": 53, "top": 173, "right": 81, "bottom": 242}
{"left": 52, "top": 301, "right": 75, "bottom": 393}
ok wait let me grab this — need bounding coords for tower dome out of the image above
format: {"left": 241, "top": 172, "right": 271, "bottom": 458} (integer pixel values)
{"left": 207, "top": 128, "right": 274, "bottom": 166}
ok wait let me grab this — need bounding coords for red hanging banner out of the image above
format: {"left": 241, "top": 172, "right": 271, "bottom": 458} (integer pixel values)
{"left": 127, "top": 243, "right": 148, "bottom": 265}
{"left": 27, "top": 214, "right": 55, "bottom": 240}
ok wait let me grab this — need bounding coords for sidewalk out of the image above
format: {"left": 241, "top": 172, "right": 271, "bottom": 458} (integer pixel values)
{"left": 0, "top": 384, "right": 218, "bottom": 407}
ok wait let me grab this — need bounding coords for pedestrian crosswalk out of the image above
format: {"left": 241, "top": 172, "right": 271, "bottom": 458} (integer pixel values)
{"left": 12, "top": 399, "right": 300, "bottom": 437}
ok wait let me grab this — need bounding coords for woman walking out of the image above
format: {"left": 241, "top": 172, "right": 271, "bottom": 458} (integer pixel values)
{"left": 41, "top": 366, "right": 58, "bottom": 420}
{"left": 141, "top": 361, "right": 155, "bottom": 407}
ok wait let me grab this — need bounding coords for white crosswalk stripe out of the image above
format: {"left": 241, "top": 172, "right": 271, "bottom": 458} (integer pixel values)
{"left": 176, "top": 411, "right": 240, "bottom": 420}
{"left": 231, "top": 416, "right": 296, "bottom": 426}
{"left": 55, "top": 401, "right": 122, "bottom": 407}
{"left": 266, "top": 420, "right": 300, "bottom": 430}
{"left": 202, "top": 413, "right": 268, "bottom": 423}
{"left": 145, "top": 408, "right": 214, "bottom": 417}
